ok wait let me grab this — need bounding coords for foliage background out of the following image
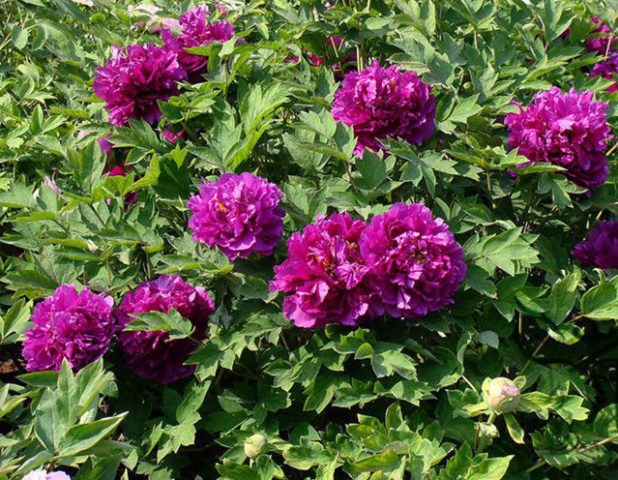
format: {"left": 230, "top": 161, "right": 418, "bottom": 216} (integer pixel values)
{"left": 0, "top": 0, "right": 617, "bottom": 479}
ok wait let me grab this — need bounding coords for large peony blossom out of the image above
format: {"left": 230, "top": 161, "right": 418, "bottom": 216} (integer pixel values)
{"left": 590, "top": 51, "right": 618, "bottom": 92}
{"left": 22, "top": 470, "right": 71, "bottom": 480}
{"left": 572, "top": 220, "right": 618, "bottom": 269}
{"left": 22, "top": 285, "right": 115, "bottom": 372}
{"left": 187, "top": 172, "right": 284, "bottom": 261}
{"left": 116, "top": 275, "right": 214, "bottom": 384}
{"left": 93, "top": 44, "right": 185, "bottom": 126}
{"left": 359, "top": 203, "right": 467, "bottom": 319}
{"left": 331, "top": 60, "right": 436, "bottom": 154}
{"left": 162, "top": 6, "right": 234, "bottom": 81}
{"left": 270, "top": 212, "right": 376, "bottom": 328}
{"left": 585, "top": 17, "right": 616, "bottom": 54}
{"left": 504, "top": 87, "right": 611, "bottom": 190}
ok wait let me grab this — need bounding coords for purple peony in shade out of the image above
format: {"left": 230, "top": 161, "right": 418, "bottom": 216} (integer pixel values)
{"left": 572, "top": 220, "right": 618, "bottom": 269}
{"left": 585, "top": 17, "right": 616, "bottom": 54}
{"left": 116, "top": 275, "right": 214, "bottom": 384}
{"left": 504, "top": 87, "right": 611, "bottom": 190}
{"left": 590, "top": 51, "right": 618, "bottom": 92}
{"left": 331, "top": 60, "right": 436, "bottom": 155}
{"left": 270, "top": 212, "right": 376, "bottom": 329}
{"left": 93, "top": 44, "right": 185, "bottom": 126}
{"left": 22, "top": 469, "right": 71, "bottom": 480}
{"left": 359, "top": 203, "right": 467, "bottom": 319}
{"left": 22, "top": 285, "right": 115, "bottom": 372}
{"left": 187, "top": 172, "right": 284, "bottom": 261}
{"left": 162, "top": 6, "right": 234, "bottom": 81}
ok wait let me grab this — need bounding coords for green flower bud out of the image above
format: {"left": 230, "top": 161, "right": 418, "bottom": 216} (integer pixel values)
{"left": 482, "top": 377, "right": 521, "bottom": 413}
{"left": 244, "top": 433, "right": 266, "bottom": 458}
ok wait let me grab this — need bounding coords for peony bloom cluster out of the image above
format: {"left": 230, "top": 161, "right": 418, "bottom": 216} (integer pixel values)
{"left": 504, "top": 87, "right": 611, "bottom": 190}
{"left": 93, "top": 44, "right": 185, "bottom": 126}
{"left": 187, "top": 172, "right": 284, "bottom": 261}
{"left": 22, "top": 469, "right": 71, "bottom": 480}
{"left": 270, "top": 213, "right": 376, "bottom": 328}
{"left": 115, "top": 275, "right": 214, "bottom": 384}
{"left": 590, "top": 51, "right": 618, "bottom": 92}
{"left": 572, "top": 220, "right": 618, "bottom": 269}
{"left": 22, "top": 285, "right": 115, "bottom": 372}
{"left": 271, "top": 204, "right": 466, "bottom": 328}
{"left": 360, "top": 203, "right": 467, "bottom": 319}
{"left": 162, "top": 6, "right": 234, "bottom": 81}
{"left": 332, "top": 60, "right": 436, "bottom": 155}
{"left": 585, "top": 17, "right": 616, "bottom": 54}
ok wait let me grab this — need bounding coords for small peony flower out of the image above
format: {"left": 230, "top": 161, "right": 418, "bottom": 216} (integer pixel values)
{"left": 22, "top": 469, "right": 71, "bottom": 480}
{"left": 590, "top": 51, "right": 618, "bottom": 92}
{"left": 188, "top": 172, "right": 284, "bottom": 261}
{"left": 116, "top": 275, "right": 214, "bottom": 384}
{"left": 331, "top": 60, "right": 436, "bottom": 155}
{"left": 43, "top": 177, "right": 62, "bottom": 197}
{"left": 161, "top": 128, "right": 186, "bottom": 143}
{"left": 162, "top": 6, "right": 234, "bottom": 81}
{"left": 504, "top": 87, "right": 611, "bottom": 190}
{"left": 244, "top": 433, "right": 267, "bottom": 458}
{"left": 98, "top": 135, "right": 113, "bottom": 155}
{"left": 482, "top": 377, "right": 521, "bottom": 413}
{"left": 270, "top": 213, "right": 376, "bottom": 329}
{"left": 22, "top": 285, "right": 115, "bottom": 372}
{"left": 93, "top": 44, "right": 185, "bottom": 126}
{"left": 359, "top": 203, "right": 467, "bottom": 319}
{"left": 585, "top": 17, "right": 616, "bottom": 54}
{"left": 572, "top": 220, "right": 618, "bottom": 269}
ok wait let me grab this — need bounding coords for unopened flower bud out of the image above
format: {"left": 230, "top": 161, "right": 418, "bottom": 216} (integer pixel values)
{"left": 483, "top": 377, "right": 521, "bottom": 413}
{"left": 243, "top": 433, "right": 266, "bottom": 458}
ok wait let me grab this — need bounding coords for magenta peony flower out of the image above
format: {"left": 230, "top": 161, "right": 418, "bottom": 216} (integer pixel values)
{"left": 331, "top": 60, "right": 436, "bottom": 155}
{"left": 359, "top": 203, "right": 467, "bottom": 319}
{"left": 98, "top": 135, "right": 113, "bottom": 155}
{"left": 116, "top": 275, "right": 214, "bottom": 384}
{"left": 187, "top": 172, "right": 284, "bottom": 261}
{"left": 270, "top": 213, "right": 376, "bottom": 328}
{"left": 22, "top": 285, "right": 115, "bottom": 372}
{"left": 93, "top": 44, "right": 185, "bottom": 126}
{"left": 22, "top": 469, "right": 71, "bottom": 480}
{"left": 162, "top": 6, "right": 234, "bottom": 81}
{"left": 572, "top": 220, "right": 618, "bottom": 269}
{"left": 161, "top": 128, "right": 186, "bottom": 143}
{"left": 585, "top": 17, "right": 616, "bottom": 54}
{"left": 504, "top": 87, "right": 611, "bottom": 190}
{"left": 590, "top": 51, "right": 618, "bottom": 92}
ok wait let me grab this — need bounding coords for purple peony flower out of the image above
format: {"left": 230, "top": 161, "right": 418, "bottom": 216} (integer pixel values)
{"left": 116, "top": 275, "right": 214, "bottom": 384}
{"left": 22, "top": 469, "right": 71, "bottom": 480}
{"left": 504, "top": 87, "right": 611, "bottom": 190}
{"left": 359, "top": 203, "right": 467, "bottom": 319}
{"left": 572, "top": 220, "right": 618, "bottom": 269}
{"left": 162, "top": 6, "right": 234, "bottom": 81}
{"left": 187, "top": 172, "right": 284, "bottom": 261}
{"left": 270, "top": 212, "right": 377, "bottom": 328}
{"left": 93, "top": 44, "right": 185, "bottom": 126}
{"left": 590, "top": 51, "right": 618, "bottom": 92}
{"left": 22, "top": 285, "right": 115, "bottom": 372}
{"left": 585, "top": 17, "right": 616, "bottom": 54}
{"left": 331, "top": 60, "right": 436, "bottom": 155}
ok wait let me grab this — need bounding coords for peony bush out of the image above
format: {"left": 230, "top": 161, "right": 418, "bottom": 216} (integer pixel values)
{"left": 0, "top": 1, "right": 617, "bottom": 479}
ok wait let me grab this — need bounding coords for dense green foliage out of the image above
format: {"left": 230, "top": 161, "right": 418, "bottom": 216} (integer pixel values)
{"left": 0, "top": 0, "right": 617, "bottom": 479}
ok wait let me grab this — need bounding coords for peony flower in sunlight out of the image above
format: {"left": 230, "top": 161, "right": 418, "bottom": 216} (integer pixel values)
{"left": 331, "top": 60, "right": 435, "bottom": 155}
{"left": 359, "top": 203, "right": 467, "bottom": 319}
{"left": 590, "top": 51, "right": 618, "bottom": 92}
{"left": 93, "top": 44, "right": 185, "bottom": 126}
{"left": 22, "top": 285, "right": 115, "bottom": 372}
{"left": 572, "top": 220, "right": 618, "bottom": 269}
{"left": 188, "top": 172, "right": 284, "bottom": 261}
{"left": 504, "top": 87, "right": 611, "bottom": 190}
{"left": 116, "top": 275, "right": 214, "bottom": 384}
{"left": 271, "top": 212, "right": 376, "bottom": 328}
{"left": 162, "top": 5, "right": 234, "bottom": 81}
{"left": 482, "top": 377, "right": 521, "bottom": 413}
{"left": 584, "top": 17, "right": 616, "bottom": 54}
{"left": 22, "top": 469, "right": 71, "bottom": 480}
